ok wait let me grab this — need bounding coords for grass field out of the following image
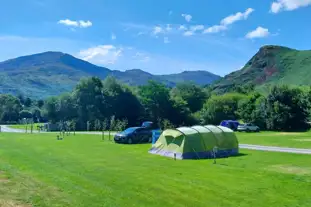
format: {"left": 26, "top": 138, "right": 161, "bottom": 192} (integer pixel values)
{"left": 0, "top": 132, "right": 311, "bottom": 206}
{"left": 237, "top": 131, "right": 311, "bottom": 148}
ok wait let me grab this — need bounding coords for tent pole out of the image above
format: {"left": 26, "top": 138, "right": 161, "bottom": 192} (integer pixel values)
{"left": 192, "top": 148, "right": 200, "bottom": 159}
{"left": 190, "top": 127, "right": 208, "bottom": 158}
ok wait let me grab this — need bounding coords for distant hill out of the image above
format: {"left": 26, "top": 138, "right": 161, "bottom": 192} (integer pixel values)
{"left": 212, "top": 45, "right": 311, "bottom": 93}
{"left": 161, "top": 70, "right": 221, "bottom": 86}
{"left": 0, "top": 52, "right": 221, "bottom": 98}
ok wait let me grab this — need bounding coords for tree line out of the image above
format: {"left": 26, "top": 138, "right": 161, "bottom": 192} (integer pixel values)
{"left": 1, "top": 76, "right": 311, "bottom": 131}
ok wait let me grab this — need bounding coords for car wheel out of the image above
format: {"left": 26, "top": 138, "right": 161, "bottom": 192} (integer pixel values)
{"left": 127, "top": 138, "right": 133, "bottom": 144}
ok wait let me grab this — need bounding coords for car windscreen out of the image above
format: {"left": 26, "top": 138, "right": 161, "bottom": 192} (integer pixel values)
{"left": 122, "top": 127, "right": 138, "bottom": 134}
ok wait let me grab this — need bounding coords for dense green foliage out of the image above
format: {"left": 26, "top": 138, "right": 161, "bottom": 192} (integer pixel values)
{"left": 1, "top": 133, "right": 311, "bottom": 207}
{"left": 2, "top": 75, "right": 311, "bottom": 131}
{"left": 201, "top": 93, "right": 246, "bottom": 125}
{"left": 213, "top": 45, "right": 311, "bottom": 93}
{"left": 0, "top": 52, "right": 220, "bottom": 98}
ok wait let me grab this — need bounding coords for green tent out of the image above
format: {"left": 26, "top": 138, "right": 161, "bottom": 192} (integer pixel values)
{"left": 149, "top": 125, "right": 239, "bottom": 159}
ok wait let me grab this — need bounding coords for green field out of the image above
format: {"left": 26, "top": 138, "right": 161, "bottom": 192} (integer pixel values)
{"left": 237, "top": 131, "right": 311, "bottom": 148}
{"left": 0, "top": 132, "right": 311, "bottom": 207}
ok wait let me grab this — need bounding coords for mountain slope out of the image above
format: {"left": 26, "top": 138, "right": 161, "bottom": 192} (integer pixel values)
{"left": 213, "top": 45, "right": 311, "bottom": 93}
{"left": 161, "top": 70, "right": 221, "bottom": 86}
{"left": 0, "top": 52, "right": 111, "bottom": 98}
{"left": 0, "top": 52, "right": 220, "bottom": 98}
{"left": 111, "top": 69, "right": 175, "bottom": 86}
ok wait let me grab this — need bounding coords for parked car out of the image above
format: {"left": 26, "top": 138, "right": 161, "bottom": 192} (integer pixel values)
{"left": 141, "top": 121, "right": 159, "bottom": 130}
{"left": 114, "top": 121, "right": 160, "bottom": 144}
{"left": 220, "top": 120, "right": 240, "bottom": 131}
{"left": 114, "top": 127, "right": 153, "bottom": 144}
{"left": 237, "top": 123, "right": 260, "bottom": 132}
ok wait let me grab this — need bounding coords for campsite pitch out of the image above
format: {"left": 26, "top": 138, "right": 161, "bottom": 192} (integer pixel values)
{"left": 237, "top": 131, "right": 311, "bottom": 148}
{"left": 0, "top": 133, "right": 311, "bottom": 207}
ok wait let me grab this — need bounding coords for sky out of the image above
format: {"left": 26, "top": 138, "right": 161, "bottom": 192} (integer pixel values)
{"left": 1, "top": 0, "right": 311, "bottom": 76}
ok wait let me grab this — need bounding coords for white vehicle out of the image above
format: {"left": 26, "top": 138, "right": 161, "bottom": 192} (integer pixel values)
{"left": 237, "top": 123, "right": 260, "bottom": 132}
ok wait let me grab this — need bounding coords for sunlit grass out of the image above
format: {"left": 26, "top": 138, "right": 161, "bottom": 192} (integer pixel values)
{"left": 0, "top": 132, "right": 310, "bottom": 207}
{"left": 237, "top": 131, "right": 311, "bottom": 148}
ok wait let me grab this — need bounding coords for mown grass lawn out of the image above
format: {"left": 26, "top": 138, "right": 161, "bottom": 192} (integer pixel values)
{"left": 0, "top": 132, "right": 311, "bottom": 207}
{"left": 237, "top": 131, "right": 311, "bottom": 148}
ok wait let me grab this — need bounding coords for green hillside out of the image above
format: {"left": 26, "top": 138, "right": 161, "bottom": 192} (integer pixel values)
{"left": 0, "top": 52, "right": 220, "bottom": 98}
{"left": 213, "top": 45, "right": 311, "bottom": 93}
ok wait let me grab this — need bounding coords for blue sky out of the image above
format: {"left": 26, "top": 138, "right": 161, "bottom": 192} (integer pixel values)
{"left": 1, "top": 0, "right": 311, "bottom": 76}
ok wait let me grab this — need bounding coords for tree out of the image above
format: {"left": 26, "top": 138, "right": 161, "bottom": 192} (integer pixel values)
{"left": 232, "top": 83, "right": 255, "bottom": 94}
{"left": 139, "top": 81, "right": 173, "bottom": 123}
{"left": 160, "top": 119, "right": 175, "bottom": 130}
{"left": 31, "top": 107, "right": 42, "bottom": 122}
{"left": 69, "top": 119, "right": 77, "bottom": 133}
{"left": 170, "top": 82, "right": 207, "bottom": 113}
{"left": 114, "top": 119, "right": 128, "bottom": 131}
{"left": 19, "top": 110, "right": 33, "bottom": 119}
{"left": 24, "top": 97, "right": 32, "bottom": 107}
{"left": 94, "top": 119, "right": 102, "bottom": 131}
{"left": 0, "top": 94, "right": 22, "bottom": 123}
{"left": 17, "top": 94, "right": 25, "bottom": 105}
{"left": 57, "top": 93, "right": 77, "bottom": 121}
{"left": 169, "top": 95, "right": 197, "bottom": 126}
{"left": 103, "top": 76, "right": 143, "bottom": 126}
{"left": 109, "top": 115, "right": 116, "bottom": 131}
{"left": 200, "top": 93, "right": 246, "bottom": 125}
{"left": 102, "top": 119, "right": 108, "bottom": 131}
{"left": 73, "top": 77, "right": 105, "bottom": 129}
{"left": 37, "top": 99, "right": 44, "bottom": 108}
{"left": 237, "top": 92, "right": 266, "bottom": 129}
{"left": 42, "top": 97, "right": 59, "bottom": 124}
{"left": 265, "top": 86, "right": 309, "bottom": 131}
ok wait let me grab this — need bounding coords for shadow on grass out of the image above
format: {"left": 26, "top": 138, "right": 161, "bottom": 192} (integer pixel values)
{"left": 213, "top": 153, "right": 249, "bottom": 160}
{"left": 192, "top": 153, "right": 249, "bottom": 161}
{"left": 232, "top": 153, "right": 248, "bottom": 157}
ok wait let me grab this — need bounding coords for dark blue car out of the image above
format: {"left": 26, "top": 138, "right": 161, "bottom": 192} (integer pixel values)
{"left": 114, "top": 127, "right": 152, "bottom": 144}
{"left": 220, "top": 120, "right": 240, "bottom": 131}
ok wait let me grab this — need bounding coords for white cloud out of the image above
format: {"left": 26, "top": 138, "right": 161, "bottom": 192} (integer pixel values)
{"left": 179, "top": 25, "right": 187, "bottom": 30}
{"left": 78, "top": 45, "right": 122, "bottom": 65}
{"left": 271, "top": 2, "right": 283, "bottom": 13}
{"left": 246, "top": 27, "right": 270, "bottom": 39}
{"left": 221, "top": 8, "right": 254, "bottom": 26}
{"left": 111, "top": 33, "right": 116, "bottom": 40}
{"left": 203, "top": 25, "right": 227, "bottom": 34}
{"left": 190, "top": 25, "right": 204, "bottom": 32}
{"left": 58, "top": 19, "right": 92, "bottom": 28}
{"left": 203, "top": 8, "right": 254, "bottom": 34}
{"left": 164, "top": 37, "right": 170, "bottom": 44}
{"left": 153, "top": 26, "right": 163, "bottom": 35}
{"left": 183, "top": 31, "right": 194, "bottom": 36}
{"left": 137, "top": 32, "right": 145, "bottom": 36}
{"left": 58, "top": 19, "right": 79, "bottom": 27}
{"left": 182, "top": 14, "right": 192, "bottom": 22}
{"left": 270, "top": 0, "right": 311, "bottom": 13}
{"left": 79, "top": 20, "right": 92, "bottom": 28}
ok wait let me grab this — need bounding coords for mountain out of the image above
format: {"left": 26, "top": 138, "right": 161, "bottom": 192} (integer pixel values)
{"left": 161, "top": 70, "right": 221, "bottom": 86}
{"left": 0, "top": 52, "right": 221, "bottom": 98}
{"left": 212, "top": 45, "right": 311, "bottom": 93}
